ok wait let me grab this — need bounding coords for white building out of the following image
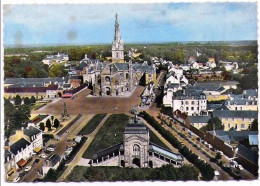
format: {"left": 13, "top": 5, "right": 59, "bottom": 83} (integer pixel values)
{"left": 163, "top": 91, "right": 173, "bottom": 107}
{"left": 42, "top": 154, "right": 62, "bottom": 176}
{"left": 172, "top": 89, "right": 207, "bottom": 116}
{"left": 42, "top": 53, "right": 69, "bottom": 66}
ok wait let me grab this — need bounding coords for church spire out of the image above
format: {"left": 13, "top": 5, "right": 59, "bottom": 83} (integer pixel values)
{"left": 112, "top": 13, "right": 124, "bottom": 63}
{"left": 114, "top": 13, "right": 121, "bottom": 42}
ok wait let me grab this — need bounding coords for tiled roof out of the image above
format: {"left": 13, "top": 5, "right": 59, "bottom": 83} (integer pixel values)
{"left": 213, "top": 110, "right": 258, "bottom": 118}
{"left": 10, "top": 138, "right": 31, "bottom": 155}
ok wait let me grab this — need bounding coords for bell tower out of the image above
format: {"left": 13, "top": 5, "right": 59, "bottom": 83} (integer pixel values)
{"left": 112, "top": 13, "right": 124, "bottom": 63}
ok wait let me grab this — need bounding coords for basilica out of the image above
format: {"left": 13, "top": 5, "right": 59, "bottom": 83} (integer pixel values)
{"left": 74, "top": 14, "right": 156, "bottom": 96}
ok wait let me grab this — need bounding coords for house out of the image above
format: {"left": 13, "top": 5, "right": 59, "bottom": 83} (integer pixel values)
{"left": 213, "top": 110, "right": 258, "bottom": 131}
{"left": 9, "top": 138, "right": 32, "bottom": 168}
{"left": 224, "top": 89, "right": 258, "bottom": 111}
{"left": 42, "top": 53, "right": 69, "bottom": 66}
{"left": 219, "top": 61, "right": 239, "bottom": 71}
{"left": 188, "top": 115, "right": 211, "bottom": 129}
{"left": 172, "top": 89, "right": 207, "bottom": 116}
{"left": 172, "top": 110, "right": 189, "bottom": 127}
{"left": 42, "top": 154, "right": 62, "bottom": 176}
{"left": 4, "top": 150, "right": 16, "bottom": 179}
{"left": 163, "top": 91, "right": 173, "bottom": 107}
{"left": 68, "top": 76, "right": 83, "bottom": 88}
{"left": 24, "top": 126, "right": 43, "bottom": 153}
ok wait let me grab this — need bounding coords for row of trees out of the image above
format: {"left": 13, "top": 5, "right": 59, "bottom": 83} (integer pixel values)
{"left": 39, "top": 117, "right": 60, "bottom": 131}
{"left": 14, "top": 95, "right": 37, "bottom": 106}
{"left": 139, "top": 111, "right": 215, "bottom": 180}
{"left": 4, "top": 98, "right": 31, "bottom": 137}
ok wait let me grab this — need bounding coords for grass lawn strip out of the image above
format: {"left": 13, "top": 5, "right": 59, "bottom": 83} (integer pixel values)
{"left": 78, "top": 114, "right": 107, "bottom": 135}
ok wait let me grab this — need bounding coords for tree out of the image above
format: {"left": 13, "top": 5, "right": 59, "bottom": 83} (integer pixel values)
{"left": 24, "top": 97, "right": 31, "bottom": 105}
{"left": 49, "top": 64, "right": 67, "bottom": 77}
{"left": 40, "top": 122, "right": 45, "bottom": 131}
{"left": 201, "top": 117, "right": 224, "bottom": 132}
{"left": 251, "top": 119, "right": 258, "bottom": 131}
{"left": 46, "top": 119, "right": 52, "bottom": 131}
{"left": 14, "top": 95, "right": 22, "bottom": 105}
{"left": 53, "top": 119, "right": 60, "bottom": 128}
{"left": 30, "top": 96, "right": 36, "bottom": 104}
{"left": 215, "top": 152, "right": 222, "bottom": 161}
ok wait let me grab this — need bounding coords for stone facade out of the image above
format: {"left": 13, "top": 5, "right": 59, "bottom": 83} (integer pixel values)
{"left": 90, "top": 116, "right": 184, "bottom": 168}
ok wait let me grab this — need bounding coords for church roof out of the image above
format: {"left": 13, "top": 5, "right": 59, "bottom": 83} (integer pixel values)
{"left": 92, "top": 143, "right": 123, "bottom": 160}
{"left": 149, "top": 143, "right": 183, "bottom": 161}
{"left": 124, "top": 117, "right": 149, "bottom": 134}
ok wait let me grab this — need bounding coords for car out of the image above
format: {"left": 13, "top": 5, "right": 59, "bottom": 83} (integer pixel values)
{"left": 46, "top": 147, "right": 55, "bottom": 152}
{"left": 13, "top": 176, "right": 20, "bottom": 182}
{"left": 31, "top": 152, "right": 37, "bottom": 156}
{"left": 236, "top": 165, "right": 244, "bottom": 170}
{"left": 39, "top": 154, "right": 47, "bottom": 159}
{"left": 19, "top": 172, "right": 26, "bottom": 178}
{"left": 33, "top": 159, "right": 40, "bottom": 164}
{"left": 66, "top": 147, "right": 73, "bottom": 152}
{"left": 214, "top": 170, "right": 220, "bottom": 176}
{"left": 25, "top": 166, "right": 32, "bottom": 172}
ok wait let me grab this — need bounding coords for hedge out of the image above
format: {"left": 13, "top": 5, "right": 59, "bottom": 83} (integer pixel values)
{"left": 139, "top": 111, "right": 215, "bottom": 180}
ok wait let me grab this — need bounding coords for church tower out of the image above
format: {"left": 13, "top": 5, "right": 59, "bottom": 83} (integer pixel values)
{"left": 112, "top": 14, "right": 124, "bottom": 63}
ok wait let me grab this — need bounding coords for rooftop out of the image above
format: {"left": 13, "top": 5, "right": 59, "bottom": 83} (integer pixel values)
{"left": 10, "top": 138, "right": 31, "bottom": 155}
{"left": 213, "top": 110, "right": 258, "bottom": 118}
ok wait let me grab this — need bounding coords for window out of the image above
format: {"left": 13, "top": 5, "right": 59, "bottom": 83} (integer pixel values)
{"left": 232, "top": 118, "right": 234, "bottom": 121}
{"left": 241, "top": 124, "right": 245, "bottom": 129}
{"left": 235, "top": 124, "right": 237, "bottom": 129}
{"left": 191, "top": 101, "right": 195, "bottom": 105}
{"left": 186, "top": 101, "right": 189, "bottom": 105}
{"left": 186, "top": 107, "right": 189, "bottom": 110}
{"left": 191, "top": 107, "right": 194, "bottom": 110}
{"left": 133, "top": 144, "right": 140, "bottom": 156}
{"left": 228, "top": 124, "right": 231, "bottom": 128}
{"left": 226, "top": 118, "right": 228, "bottom": 121}
{"left": 181, "top": 101, "right": 184, "bottom": 104}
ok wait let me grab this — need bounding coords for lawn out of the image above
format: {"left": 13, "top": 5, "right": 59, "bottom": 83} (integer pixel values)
{"left": 82, "top": 114, "right": 170, "bottom": 159}
{"left": 78, "top": 114, "right": 107, "bottom": 135}
{"left": 82, "top": 114, "right": 129, "bottom": 159}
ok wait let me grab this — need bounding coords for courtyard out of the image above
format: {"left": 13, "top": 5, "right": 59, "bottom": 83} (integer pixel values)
{"left": 32, "top": 86, "right": 145, "bottom": 115}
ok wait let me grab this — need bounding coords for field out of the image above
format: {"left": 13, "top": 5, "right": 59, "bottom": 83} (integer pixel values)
{"left": 78, "top": 114, "right": 107, "bottom": 135}
{"left": 82, "top": 114, "right": 170, "bottom": 159}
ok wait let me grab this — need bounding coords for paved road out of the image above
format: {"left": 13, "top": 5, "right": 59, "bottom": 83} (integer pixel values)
{"left": 32, "top": 86, "right": 145, "bottom": 115}
{"left": 18, "top": 115, "right": 94, "bottom": 182}
{"left": 57, "top": 113, "right": 111, "bottom": 182}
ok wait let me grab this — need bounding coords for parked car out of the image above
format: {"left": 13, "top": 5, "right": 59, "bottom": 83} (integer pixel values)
{"left": 46, "top": 147, "right": 55, "bottom": 152}
{"left": 39, "top": 153, "right": 47, "bottom": 159}
{"left": 236, "top": 164, "right": 244, "bottom": 170}
{"left": 214, "top": 170, "right": 220, "bottom": 176}
{"left": 66, "top": 147, "right": 73, "bottom": 152}
{"left": 25, "top": 166, "right": 32, "bottom": 172}
{"left": 13, "top": 176, "right": 20, "bottom": 182}
{"left": 33, "top": 159, "right": 40, "bottom": 164}
{"left": 19, "top": 172, "right": 26, "bottom": 178}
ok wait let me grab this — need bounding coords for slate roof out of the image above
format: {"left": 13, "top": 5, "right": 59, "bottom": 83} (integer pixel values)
{"left": 10, "top": 138, "right": 31, "bottom": 155}
{"left": 237, "top": 144, "right": 258, "bottom": 165}
{"left": 207, "top": 104, "right": 223, "bottom": 110}
{"left": 92, "top": 143, "right": 123, "bottom": 160}
{"left": 149, "top": 143, "right": 183, "bottom": 161}
{"left": 46, "top": 154, "right": 61, "bottom": 167}
{"left": 124, "top": 123, "right": 149, "bottom": 134}
{"left": 173, "top": 89, "right": 206, "bottom": 100}
{"left": 208, "top": 130, "right": 258, "bottom": 142}
{"left": 5, "top": 150, "right": 13, "bottom": 163}
{"left": 213, "top": 110, "right": 258, "bottom": 118}
{"left": 249, "top": 135, "right": 258, "bottom": 146}
{"left": 4, "top": 77, "right": 68, "bottom": 85}
{"left": 244, "top": 89, "right": 258, "bottom": 98}
{"left": 24, "top": 126, "right": 41, "bottom": 138}
{"left": 189, "top": 116, "right": 211, "bottom": 123}
{"left": 113, "top": 63, "right": 129, "bottom": 71}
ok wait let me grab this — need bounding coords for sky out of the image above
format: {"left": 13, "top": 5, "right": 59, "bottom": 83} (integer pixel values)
{"left": 3, "top": 3, "right": 258, "bottom": 46}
